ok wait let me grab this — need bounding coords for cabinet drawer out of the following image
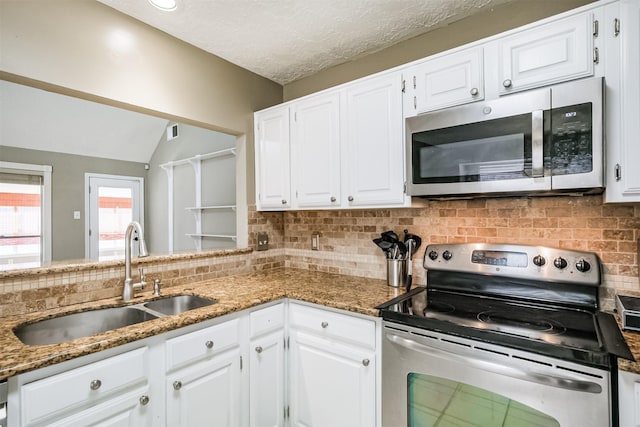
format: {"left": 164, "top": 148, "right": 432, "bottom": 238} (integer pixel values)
{"left": 289, "top": 303, "right": 375, "bottom": 349}
{"left": 166, "top": 319, "right": 240, "bottom": 371}
{"left": 21, "top": 347, "right": 148, "bottom": 425}
{"left": 250, "top": 303, "right": 284, "bottom": 338}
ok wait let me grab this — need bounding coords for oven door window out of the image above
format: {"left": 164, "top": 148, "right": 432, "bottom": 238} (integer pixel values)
{"left": 407, "top": 373, "right": 560, "bottom": 427}
{"left": 411, "top": 113, "right": 545, "bottom": 184}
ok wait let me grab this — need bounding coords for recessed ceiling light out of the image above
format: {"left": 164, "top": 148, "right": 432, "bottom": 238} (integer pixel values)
{"left": 148, "top": 0, "right": 176, "bottom": 11}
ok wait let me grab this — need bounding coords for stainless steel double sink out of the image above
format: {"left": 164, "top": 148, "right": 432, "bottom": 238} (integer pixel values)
{"left": 14, "top": 295, "right": 217, "bottom": 346}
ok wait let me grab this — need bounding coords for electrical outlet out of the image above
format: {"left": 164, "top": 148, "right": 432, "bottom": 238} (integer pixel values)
{"left": 257, "top": 232, "right": 269, "bottom": 251}
{"left": 311, "top": 232, "right": 320, "bottom": 251}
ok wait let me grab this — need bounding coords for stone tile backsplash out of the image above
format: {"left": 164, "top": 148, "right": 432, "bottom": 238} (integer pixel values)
{"left": 1, "top": 195, "right": 637, "bottom": 316}
{"left": 279, "top": 195, "right": 639, "bottom": 311}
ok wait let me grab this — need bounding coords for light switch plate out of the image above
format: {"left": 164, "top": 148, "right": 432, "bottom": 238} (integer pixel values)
{"left": 73, "top": 211, "right": 81, "bottom": 220}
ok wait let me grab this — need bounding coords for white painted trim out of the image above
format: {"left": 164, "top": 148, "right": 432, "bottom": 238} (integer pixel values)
{"left": 0, "top": 161, "right": 52, "bottom": 264}
{"left": 84, "top": 173, "right": 145, "bottom": 259}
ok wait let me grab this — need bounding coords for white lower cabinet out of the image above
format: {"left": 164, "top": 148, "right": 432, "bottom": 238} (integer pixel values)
{"left": 288, "top": 302, "right": 377, "bottom": 427}
{"left": 165, "top": 319, "right": 243, "bottom": 427}
{"left": 166, "top": 349, "right": 242, "bottom": 427}
{"left": 249, "top": 303, "right": 286, "bottom": 427}
{"left": 9, "top": 300, "right": 378, "bottom": 427}
{"left": 619, "top": 370, "right": 640, "bottom": 427}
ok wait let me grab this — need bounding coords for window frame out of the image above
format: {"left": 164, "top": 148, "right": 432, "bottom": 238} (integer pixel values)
{"left": 0, "top": 161, "right": 52, "bottom": 265}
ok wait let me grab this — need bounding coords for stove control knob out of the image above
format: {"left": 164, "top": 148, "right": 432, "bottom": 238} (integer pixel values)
{"left": 428, "top": 251, "right": 438, "bottom": 260}
{"left": 532, "top": 255, "right": 546, "bottom": 267}
{"left": 442, "top": 250, "right": 453, "bottom": 261}
{"left": 575, "top": 259, "right": 591, "bottom": 273}
{"left": 553, "top": 257, "right": 568, "bottom": 270}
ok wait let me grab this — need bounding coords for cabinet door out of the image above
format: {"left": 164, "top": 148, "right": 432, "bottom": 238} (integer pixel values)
{"left": 289, "top": 330, "right": 375, "bottom": 427}
{"left": 498, "top": 13, "right": 594, "bottom": 94}
{"left": 408, "top": 47, "right": 484, "bottom": 116}
{"left": 343, "top": 72, "right": 407, "bottom": 207}
{"left": 166, "top": 348, "right": 242, "bottom": 427}
{"left": 291, "top": 93, "right": 341, "bottom": 209}
{"left": 43, "top": 387, "right": 152, "bottom": 427}
{"left": 249, "top": 330, "right": 285, "bottom": 427}
{"left": 255, "top": 106, "right": 292, "bottom": 210}
{"left": 604, "top": 0, "right": 640, "bottom": 202}
{"left": 619, "top": 370, "right": 640, "bottom": 427}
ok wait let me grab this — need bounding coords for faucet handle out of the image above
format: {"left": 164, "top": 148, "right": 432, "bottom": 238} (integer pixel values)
{"left": 153, "top": 279, "right": 161, "bottom": 297}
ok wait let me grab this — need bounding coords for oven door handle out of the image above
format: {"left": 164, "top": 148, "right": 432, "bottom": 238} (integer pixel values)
{"left": 386, "top": 332, "right": 602, "bottom": 394}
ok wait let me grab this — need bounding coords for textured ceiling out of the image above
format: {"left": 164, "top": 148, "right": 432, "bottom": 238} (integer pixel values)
{"left": 97, "top": 0, "right": 514, "bottom": 85}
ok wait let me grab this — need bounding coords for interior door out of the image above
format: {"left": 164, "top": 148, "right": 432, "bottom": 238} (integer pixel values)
{"left": 86, "top": 174, "right": 143, "bottom": 260}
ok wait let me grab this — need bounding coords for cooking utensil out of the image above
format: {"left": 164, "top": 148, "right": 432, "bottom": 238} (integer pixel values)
{"left": 405, "top": 239, "right": 414, "bottom": 291}
{"left": 381, "top": 230, "right": 400, "bottom": 244}
{"left": 403, "top": 229, "right": 422, "bottom": 291}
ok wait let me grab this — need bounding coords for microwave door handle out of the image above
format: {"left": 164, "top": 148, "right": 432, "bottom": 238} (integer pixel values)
{"left": 531, "top": 110, "right": 544, "bottom": 178}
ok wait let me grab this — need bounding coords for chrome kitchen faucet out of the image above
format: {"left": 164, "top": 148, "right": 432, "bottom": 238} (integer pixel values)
{"left": 122, "top": 221, "right": 149, "bottom": 302}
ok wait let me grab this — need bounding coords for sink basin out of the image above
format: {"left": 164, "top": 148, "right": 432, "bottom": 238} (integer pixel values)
{"left": 144, "top": 295, "right": 217, "bottom": 316}
{"left": 14, "top": 306, "right": 159, "bottom": 346}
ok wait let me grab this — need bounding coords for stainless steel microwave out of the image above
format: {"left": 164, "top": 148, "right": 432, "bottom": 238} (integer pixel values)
{"left": 406, "top": 77, "right": 604, "bottom": 198}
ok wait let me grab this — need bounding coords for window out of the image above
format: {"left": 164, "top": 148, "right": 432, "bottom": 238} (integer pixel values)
{"left": 0, "top": 162, "right": 52, "bottom": 270}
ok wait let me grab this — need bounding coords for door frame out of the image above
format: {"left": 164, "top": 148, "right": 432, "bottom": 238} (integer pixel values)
{"left": 84, "top": 173, "right": 144, "bottom": 259}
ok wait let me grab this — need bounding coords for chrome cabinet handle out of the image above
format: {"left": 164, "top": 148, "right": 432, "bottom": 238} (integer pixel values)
{"left": 531, "top": 110, "right": 544, "bottom": 178}
{"left": 330, "top": 196, "right": 336, "bottom": 202}
{"left": 347, "top": 196, "right": 354, "bottom": 202}
{"left": 470, "top": 87, "right": 479, "bottom": 96}
{"left": 90, "top": 379, "right": 102, "bottom": 390}
{"left": 205, "top": 340, "right": 214, "bottom": 349}
{"left": 281, "top": 199, "right": 287, "bottom": 205}
{"left": 362, "top": 359, "right": 370, "bottom": 367}
{"left": 321, "top": 321, "right": 328, "bottom": 328}
{"left": 139, "top": 395, "right": 150, "bottom": 406}
{"left": 255, "top": 346, "right": 263, "bottom": 354}
{"left": 173, "top": 380, "right": 182, "bottom": 391}
{"left": 503, "top": 79, "right": 512, "bottom": 88}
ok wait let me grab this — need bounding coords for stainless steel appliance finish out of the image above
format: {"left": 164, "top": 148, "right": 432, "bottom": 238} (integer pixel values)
{"left": 382, "top": 322, "right": 611, "bottom": 426}
{"left": 406, "top": 77, "right": 604, "bottom": 198}
{"left": 616, "top": 294, "right": 640, "bottom": 332}
{"left": 0, "top": 380, "right": 7, "bottom": 427}
{"left": 378, "top": 243, "right": 632, "bottom": 427}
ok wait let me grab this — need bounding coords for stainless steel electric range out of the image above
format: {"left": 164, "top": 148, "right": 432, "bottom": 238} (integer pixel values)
{"left": 377, "top": 243, "right": 633, "bottom": 427}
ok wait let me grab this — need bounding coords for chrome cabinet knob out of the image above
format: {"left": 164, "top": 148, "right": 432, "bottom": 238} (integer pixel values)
{"left": 470, "top": 87, "right": 479, "bottom": 96}
{"left": 255, "top": 346, "right": 263, "bottom": 354}
{"left": 139, "top": 395, "right": 150, "bottom": 406}
{"left": 503, "top": 79, "right": 512, "bottom": 88}
{"left": 173, "top": 380, "right": 182, "bottom": 391}
{"left": 330, "top": 196, "right": 336, "bottom": 202}
{"left": 362, "top": 359, "right": 370, "bottom": 367}
{"left": 281, "top": 199, "right": 287, "bottom": 205}
{"left": 321, "top": 321, "right": 328, "bottom": 328}
{"left": 348, "top": 196, "right": 354, "bottom": 202}
{"left": 205, "top": 340, "right": 214, "bottom": 349}
{"left": 90, "top": 379, "right": 102, "bottom": 390}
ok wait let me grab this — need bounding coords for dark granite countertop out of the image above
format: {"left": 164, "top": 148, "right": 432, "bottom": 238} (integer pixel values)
{"left": 0, "top": 268, "right": 403, "bottom": 380}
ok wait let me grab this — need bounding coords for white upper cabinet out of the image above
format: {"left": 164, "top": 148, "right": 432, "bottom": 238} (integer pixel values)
{"left": 291, "top": 93, "right": 341, "bottom": 209}
{"left": 604, "top": 0, "right": 640, "bottom": 203}
{"left": 255, "top": 106, "right": 292, "bottom": 210}
{"left": 405, "top": 47, "right": 484, "bottom": 116}
{"left": 497, "top": 13, "right": 595, "bottom": 94}
{"left": 343, "top": 72, "right": 407, "bottom": 207}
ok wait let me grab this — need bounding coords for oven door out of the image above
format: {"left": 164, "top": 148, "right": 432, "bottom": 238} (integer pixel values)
{"left": 382, "top": 322, "right": 612, "bottom": 427}
{"left": 406, "top": 87, "right": 551, "bottom": 197}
